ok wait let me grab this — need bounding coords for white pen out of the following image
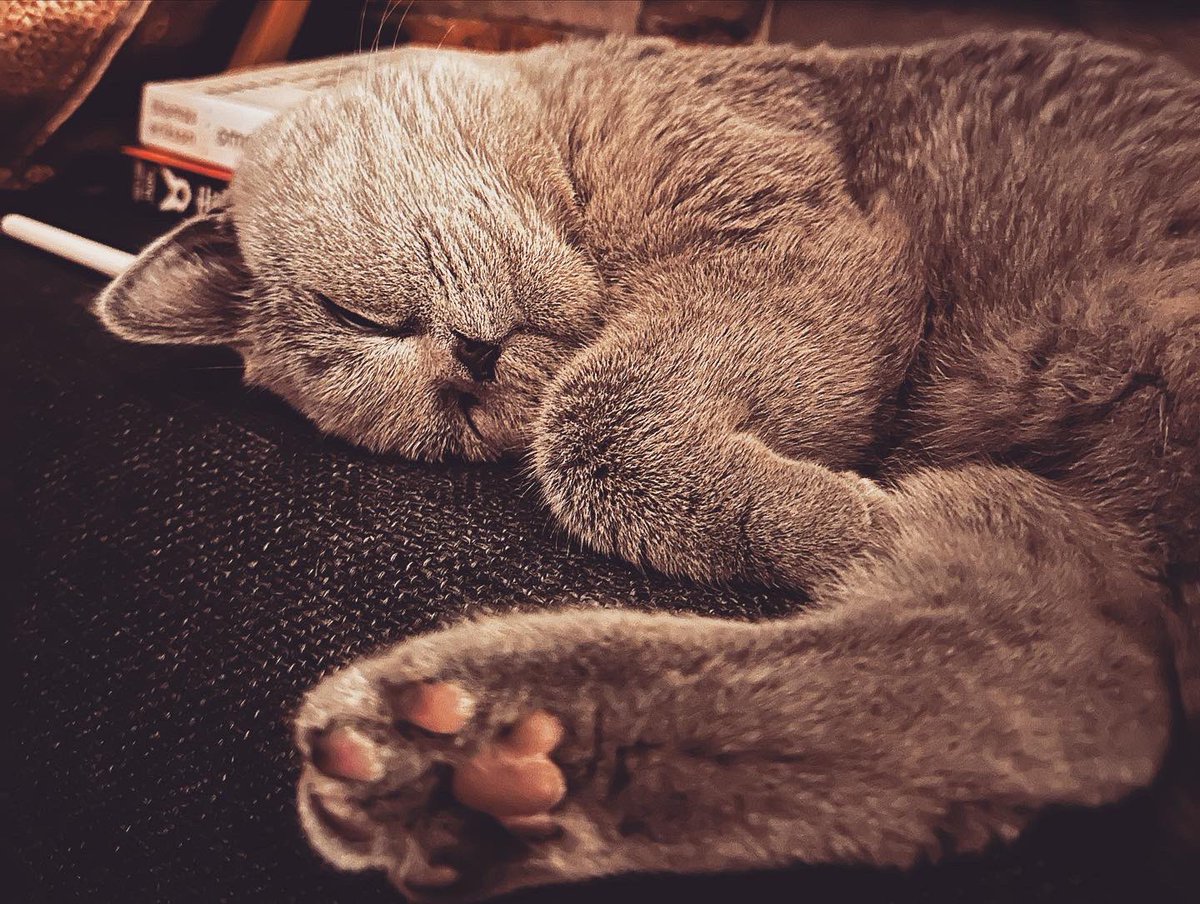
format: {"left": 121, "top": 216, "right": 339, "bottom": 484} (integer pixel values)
{"left": 1, "top": 213, "right": 135, "bottom": 278}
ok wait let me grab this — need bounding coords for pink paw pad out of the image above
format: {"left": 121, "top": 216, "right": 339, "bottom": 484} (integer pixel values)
{"left": 452, "top": 710, "right": 567, "bottom": 820}
{"left": 399, "top": 681, "right": 476, "bottom": 735}
{"left": 310, "top": 725, "right": 384, "bottom": 782}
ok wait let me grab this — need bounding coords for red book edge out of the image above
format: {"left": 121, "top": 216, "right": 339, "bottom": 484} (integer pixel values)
{"left": 122, "top": 145, "right": 234, "bottom": 182}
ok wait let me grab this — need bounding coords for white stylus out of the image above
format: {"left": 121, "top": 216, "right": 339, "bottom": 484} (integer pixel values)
{"left": 2, "top": 213, "right": 135, "bottom": 277}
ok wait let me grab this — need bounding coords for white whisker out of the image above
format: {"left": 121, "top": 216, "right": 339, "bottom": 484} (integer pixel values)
{"left": 391, "top": 0, "right": 417, "bottom": 50}
{"left": 355, "top": 0, "right": 369, "bottom": 53}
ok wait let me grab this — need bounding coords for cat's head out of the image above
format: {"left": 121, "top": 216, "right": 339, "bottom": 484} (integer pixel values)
{"left": 96, "top": 49, "right": 603, "bottom": 460}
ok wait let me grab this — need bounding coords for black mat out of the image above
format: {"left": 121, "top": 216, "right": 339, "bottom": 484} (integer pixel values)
{"left": 4, "top": 177, "right": 1186, "bottom": 902}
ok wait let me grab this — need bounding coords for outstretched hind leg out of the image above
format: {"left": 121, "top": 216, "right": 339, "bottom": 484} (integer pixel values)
{"left": 294, "top": 464, "right": 1173, "bottom": 900}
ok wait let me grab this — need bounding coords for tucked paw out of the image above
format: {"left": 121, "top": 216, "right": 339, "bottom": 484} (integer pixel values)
{"left": 297, "top": 679, "right": 574, "bottom": 900}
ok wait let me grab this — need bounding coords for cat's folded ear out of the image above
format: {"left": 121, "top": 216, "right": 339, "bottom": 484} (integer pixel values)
{"left": 94, "top": 204, "right": 250, "bottom": 345}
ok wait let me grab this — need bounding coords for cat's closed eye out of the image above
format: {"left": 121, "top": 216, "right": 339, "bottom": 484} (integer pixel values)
{"left": 315, "top": 292, "right": 419, "bottom": 339}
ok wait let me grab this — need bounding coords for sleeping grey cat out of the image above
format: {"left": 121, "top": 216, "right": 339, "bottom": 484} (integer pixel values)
{"left": 95, "top": 30, "right": 1199, "bottom": 900}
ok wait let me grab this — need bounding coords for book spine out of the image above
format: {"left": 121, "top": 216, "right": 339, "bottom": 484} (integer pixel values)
{"left": 138, "top": 84, "right": 276, "bottom": 169}
{"left": 130, "top": 158, "right": 228, "bottom": 219}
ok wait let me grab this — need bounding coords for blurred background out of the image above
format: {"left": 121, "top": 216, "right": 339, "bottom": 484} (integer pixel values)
{"left": 3, "top": 0, "right": 1200, "bottom": 221}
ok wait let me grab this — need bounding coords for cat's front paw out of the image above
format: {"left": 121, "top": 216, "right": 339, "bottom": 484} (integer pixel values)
{"left": 298, "top": 677, "right": 575, "bottom": 899}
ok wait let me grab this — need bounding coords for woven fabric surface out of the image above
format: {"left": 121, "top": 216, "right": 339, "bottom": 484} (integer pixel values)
{"left": 0, "top": 0, "right": 150, "bottom": 185}
{"left": 4, "top": 200, "right": 1178, "bottom": 902}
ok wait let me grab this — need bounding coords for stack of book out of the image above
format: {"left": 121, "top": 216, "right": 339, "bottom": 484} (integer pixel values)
{"left": 127, "top": 50, "right": 410, "bottom": 217}
{"left": 124, "top": 2, "right": 773, "bottom": 219}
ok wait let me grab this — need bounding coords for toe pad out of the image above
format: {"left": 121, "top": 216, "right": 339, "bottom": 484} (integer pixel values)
{"left": 311, "top": 726, "right": 384, "bottom": 782}
{"left": 452, "top": 710, "right": 567, "bottom": 819}
{"left": 399, "top": 682, "right": 476, "bottom": 735}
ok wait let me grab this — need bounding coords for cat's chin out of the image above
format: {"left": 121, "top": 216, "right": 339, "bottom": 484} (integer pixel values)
{"left": 452, "top": 398, "right": 532, "bottom": 462}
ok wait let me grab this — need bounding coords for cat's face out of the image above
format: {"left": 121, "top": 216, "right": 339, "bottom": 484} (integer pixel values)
{"left": 97, "top": 50, "right": 603, "bottom": 460}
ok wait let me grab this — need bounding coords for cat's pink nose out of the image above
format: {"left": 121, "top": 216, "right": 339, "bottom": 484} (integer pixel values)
{"left": 452, "top": 333, "right": 501, "bottom": 382}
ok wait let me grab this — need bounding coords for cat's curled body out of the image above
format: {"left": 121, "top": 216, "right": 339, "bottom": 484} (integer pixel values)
{"left": 96, "top": 32, "right": 1200, "bottom": 898}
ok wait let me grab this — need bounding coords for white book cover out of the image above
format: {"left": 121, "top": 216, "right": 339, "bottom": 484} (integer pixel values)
{"left": 138, "top": 49, "right": 418, "bottom": 170}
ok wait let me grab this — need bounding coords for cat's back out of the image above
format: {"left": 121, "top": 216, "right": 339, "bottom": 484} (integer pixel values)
{"left": 514, "top": 37, "right": 868, "bottom": 279}
{"left": 792, "top": 31, "right": 1200, "bottom": 299}
{"left": 517, "top": 32, "right": 1200, "bottom": 278}
{"left": 856, "top": 35, "right": 1200, "bottom": 561}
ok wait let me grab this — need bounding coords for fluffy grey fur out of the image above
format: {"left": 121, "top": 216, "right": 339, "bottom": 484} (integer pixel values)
{"left": 96, "top": 31, "right": 1199, "bottom": 899}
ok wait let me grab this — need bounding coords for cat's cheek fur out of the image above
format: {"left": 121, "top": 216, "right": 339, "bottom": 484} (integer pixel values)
{"left": 240, "top": 315, "right": 575, "bottom": 460}
{"left": 240, "top": 344, "right": 463, "bottom": 460}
